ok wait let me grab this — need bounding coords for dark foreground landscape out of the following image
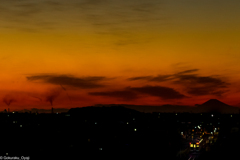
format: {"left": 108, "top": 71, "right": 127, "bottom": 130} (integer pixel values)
{"left": 0, "top": 100, "right": 240, "bottom": 160}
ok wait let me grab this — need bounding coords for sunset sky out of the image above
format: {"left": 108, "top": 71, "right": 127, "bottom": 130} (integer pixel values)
{"left": 1, "top": 0, "right": 240, "bottom": 111}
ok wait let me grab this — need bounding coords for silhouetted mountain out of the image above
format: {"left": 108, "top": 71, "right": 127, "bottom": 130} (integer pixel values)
{"left": 202, "top": 99, "right": 229, "bottom": 107}
{"left": 196, "top": 99, "right": 239, "bottom": 114}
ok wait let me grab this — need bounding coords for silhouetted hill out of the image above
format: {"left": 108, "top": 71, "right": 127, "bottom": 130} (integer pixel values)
{"left": 68, "top": 105, "right": 142, "bottom": 120}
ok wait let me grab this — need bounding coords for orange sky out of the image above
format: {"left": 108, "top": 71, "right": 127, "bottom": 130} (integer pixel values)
{"left": 1, "top": 0, "right": 240, "bottom": 111}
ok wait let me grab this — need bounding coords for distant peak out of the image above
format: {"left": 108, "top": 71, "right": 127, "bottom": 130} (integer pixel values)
{"left": 201, "top": 99, "right": 229, "bottom": 106}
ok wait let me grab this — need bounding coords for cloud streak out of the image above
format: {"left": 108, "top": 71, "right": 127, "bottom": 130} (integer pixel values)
{"left": 130, "top": 86, "right": 187, "bottom": 99}
{"left": 89, "top": 90, "right": 139, "bottom": 101}
{"left": 27, "top": 74, "right": 107, "bottom": 89}
{"left": 89, "top": 85, "right": 187, "bottom": 100}
{"left": 174, "top": 74, "right": 229, "bottom": 96}
{"left": 128, "top": 69, "right": 229, "bottom": 96}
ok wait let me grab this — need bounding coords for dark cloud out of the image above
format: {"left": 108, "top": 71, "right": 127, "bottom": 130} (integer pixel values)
{"left": 27, "top": 75, "right": 107, "bottom": 89}
{"left": 130, "top": 86, "right": 187, "bottom": 99}
{"left": 175, "top": 74, "right": 226, "bottom": 86}
{"left": 187, "top": 87, "right": 228, "bottom": 96}
{"left": 89, "top": 85, "right": 187, "bottom": 100}
{"left": 128, "top": 76, "right": 153, "bottom": 81}
{"left": 89, "top": 90, "right": 139, "bottom": 101}
{"left": 128, "top": 69, "right": 198, "bottom": 82}
{"left": 128, "top": 75, "right": 173, "bottom": 82}
{"left": 150, "top": 75, "right": 174, "bottom": 82}
{"left": 175, "top": 69, "right": 199, "bottom": 75}
{"left": 127, "top": 69, "right": 229, "bottom": 96}
{"left": 174, "top": 74, "right": 229, "bottom": 96}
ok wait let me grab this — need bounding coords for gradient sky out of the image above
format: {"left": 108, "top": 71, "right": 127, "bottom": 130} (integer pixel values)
{"left": 1, "top": 0, "right": 240, "bottom": 111}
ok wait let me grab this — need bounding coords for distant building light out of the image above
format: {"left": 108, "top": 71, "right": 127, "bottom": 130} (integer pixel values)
{"left": 231, "top": 115, "right": 232, "bottom": 117}
{"left": 133, "top": 118, "right": 135, "bottom": 120}
{"left": 176, "top": 114, "right": 177, "bottom": 115}
{"left": 95, "top": 122, "right": 97, "bottom": 124}
{"left": 211, "top": 114, "right": 214, "bottom": 117}
{"left": 6, "top": 153, "right": 8, "bottom": 156}
{"left": 13, "top": 121, "right": 15, "bottom": 123}
{"left": 181, "top": 132, "right": 183, "bottom": 135}
{"left": 12, "top": 112, "right": 14, "bottom": 114}
{"left": 159, "top": 113, "right": 160, "bottom": 115}
{"left": 126, "top": 122, "right": 129, "bottom": 124}
{"left": 56, "top": 112, "right": 58, "bottom": 114}
{"left": 99, "top": 148, "right": 102, "bottom": 150}
{"left": 210, "top": 123, "right": 212, "bottom": 125}
{"left": 20, "top": 125, "right": 22, "bottom": 127}
{"left": 134, "top": 128, "right": 137, "bottom": 131}
{"left": 211, "top": 132, "right": 213, "bottom": 134}
{"left": 8, "top": 115, "right": 9, "bottom": 117}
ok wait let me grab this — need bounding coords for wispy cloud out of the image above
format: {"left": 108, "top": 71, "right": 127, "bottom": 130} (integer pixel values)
{"left": 89, "top": 85, "right": 187, "bottom": 100}
{"left": 26, "top": 74, "right": 107, "bottom": 89}
{"left": 128, "top": 69, "right": 229, "bottom": 96}
{"left": 130, "top": 86, "right": 187, "bottom": 99}
{"left": 174, "top": 74, "right": 229, "bottom": 96}
{"left": 0, "top": 0, "right": 167, "bottom": 46}
{"left": 89, "top": 89, "right": 139, "bottom": 101}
